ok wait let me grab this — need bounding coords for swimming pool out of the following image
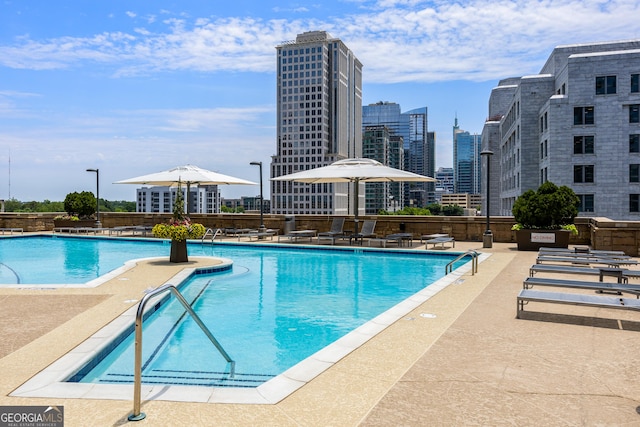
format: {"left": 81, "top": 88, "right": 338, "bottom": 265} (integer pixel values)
{"left": 0, "top": 235, "right": 177, "bottom": 285}
{"left": 7, "top": 234, "right": 483, "bottom": 404}
{"left": 71, "top": 246, "right": 465, "bottom": 388}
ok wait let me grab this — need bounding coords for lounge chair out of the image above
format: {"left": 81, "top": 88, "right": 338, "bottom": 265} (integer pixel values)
{"left": 529, "top": 264, "right": 640, "bottom": 281}
{"left": 538, "top": 247, "right": 627, "bottom": 256}
{"left": 535, "top": 255, "right": 638, "bottom": 267}
{"left": 317, "top": 217, "right": 346, "bottom": 245}
{"left": 348, "top": 220, "right": 376, "bottom": 245}
{"left": 523, "top": 276, "right": 640, "bottom": 296}
{"left": 517, "top": 289, "right": 640, "bottom": 318}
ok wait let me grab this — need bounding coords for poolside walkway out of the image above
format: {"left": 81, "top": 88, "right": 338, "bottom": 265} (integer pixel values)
{"left": 1, "top": 236, "right": 639, "bottom": 425}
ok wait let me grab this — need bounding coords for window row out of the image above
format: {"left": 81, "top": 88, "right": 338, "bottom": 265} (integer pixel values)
{"left": 574, "top": 105, "right": 639, "bottom": 125}
{"left": 574, "top": 163, "right": 640, "bottom": 183}
{"left": 573, "top": 134, "right": 639, "bottom": 152}
{"left": 595, "top": 74, "right": 640, "bottom": 95}
{"left": 575, "top": 194, "right": 640, "bottom": 214}
{"left": 282, "top": 78, "right": 322, "bottom": 87}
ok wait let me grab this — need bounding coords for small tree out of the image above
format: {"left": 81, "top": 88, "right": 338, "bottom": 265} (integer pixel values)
{"left": 63, "top": 191, "right": 96, "bottom": 218}
{"left": 512, "top": 181, "right": 579, "bottom": 229}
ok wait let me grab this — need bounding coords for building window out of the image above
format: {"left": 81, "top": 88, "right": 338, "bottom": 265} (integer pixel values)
{"left": 632, "top": 164, "right": 640, "bottom": 183}
{"left": 631, "top": 134, "right": 640, "bottom": 153}
{"left": 574, "top": 106, "right": 594, "bottom": 125}
{"left": 573, "top": 135, "right": 594, "bottom": 154}
{"left": 577, "top": 194, "right": 594, "bottom": 212}
{"left": 632, "top": 74, "right": 639, "bottom": 93}
{"left": 631, "top": 104, "right": 640, "bottom": 123}
{"left": 631, "top": 194, "right": 640, "bottom": 213}
{"left": 573, "top": 165, "right": 594, "bottom": 183}
{"left": 595, "top": 75, "right": 616, "bottom": 95}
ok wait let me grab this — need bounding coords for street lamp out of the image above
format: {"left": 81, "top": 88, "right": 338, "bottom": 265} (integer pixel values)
{"left": 249, "top": 161, "right": 265, "bottom": 231}
{"left": 86, "top": 168, "right": 101, "bottom": 227}
{"left": 480, "top": 150, "right": 494, "bottom": 248}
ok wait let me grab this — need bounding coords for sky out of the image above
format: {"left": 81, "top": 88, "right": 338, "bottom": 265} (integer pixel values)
{"left": 1, "top": 0, "right": 639, "bottom": 202}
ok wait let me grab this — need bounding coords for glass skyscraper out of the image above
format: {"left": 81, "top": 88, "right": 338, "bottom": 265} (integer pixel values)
{"left": 362, "top": 102, "right": 435, "bottom": 206}
{"left": 453, "top": 117, "right": 482, "bottom": 194}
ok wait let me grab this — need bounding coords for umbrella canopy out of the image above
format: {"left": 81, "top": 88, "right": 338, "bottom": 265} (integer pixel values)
{"left": 115, "top": 164, "right": 256, "bottom": 214}
{"left": 114, "top": 164, "right": 256, "bottom": 186}
{"left": 272, "top": 158, "right": 436, "bottom": 226}
{"left": 271, "top": 158, "right": 435, "bottom": 183}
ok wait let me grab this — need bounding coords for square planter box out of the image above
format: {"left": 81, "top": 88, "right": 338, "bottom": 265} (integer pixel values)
{"left": 516, "top": 229, "right": 570, "bottom": 251}
{"left": 54, "top": 219, "right": 97, "bottom": 228}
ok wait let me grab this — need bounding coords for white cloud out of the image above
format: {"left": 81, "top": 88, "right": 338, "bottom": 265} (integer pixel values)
{"left": 1, "top": 0, "right": 638, "bottom": 83}
{"left": 126, "top": 11, "right": 137, "bottom": 18}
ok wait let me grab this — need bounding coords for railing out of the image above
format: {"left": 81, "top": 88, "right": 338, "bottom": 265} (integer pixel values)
{"left": 128, "top": 284, "right": 234, "bottom": 421}
{"left": 445, "top": 250, "right": 479, "bottom": 275}
{"left": 201, "top": 227, "right": 222, "bottom": 243}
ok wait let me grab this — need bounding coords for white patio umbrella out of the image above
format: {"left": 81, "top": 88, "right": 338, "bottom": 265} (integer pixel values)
{"left": 115, "top": 164, "right": 256, "bottom": 213}
{"left": 272, "top": 158, "right": 436, "bottom": 228}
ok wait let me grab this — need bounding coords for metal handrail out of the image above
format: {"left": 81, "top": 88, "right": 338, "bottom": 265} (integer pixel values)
{"left": 201, "top": 227, "right": 222, "bottom": 243}
{"left": 128, "top": 283, "right": 234, "bottom": 422}
{"left": 445, "top": 250, "right": 479, "bottom": 275}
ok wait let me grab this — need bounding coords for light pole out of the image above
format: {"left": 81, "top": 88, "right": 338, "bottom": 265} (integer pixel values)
{"left": 480, "top": 150, "right": 494, "bottom": 248}
{"left": 86, "top": 168, "right": 101, "bottom": 227}
{"left": 249, "top": 161, "right": 265, "bottom": 231}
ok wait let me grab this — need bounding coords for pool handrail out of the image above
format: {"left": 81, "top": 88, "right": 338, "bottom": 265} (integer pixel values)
{"left": 445, "top": 250, "right": 479, "bottom": 275}
{"left": 128, "top": 283, "right": 235, "bottom": 422}
{"left": 202, "top": 227, "right": 222, "bottom": 243}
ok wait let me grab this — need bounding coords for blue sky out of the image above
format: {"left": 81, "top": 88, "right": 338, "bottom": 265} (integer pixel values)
{"left": 1, "top": 0, "right": 639, "bottom": 202}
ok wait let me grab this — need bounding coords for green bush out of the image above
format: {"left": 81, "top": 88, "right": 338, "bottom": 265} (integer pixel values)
{"left": 512, "top": 181, "right": 579, "bottom": 229}
{"left": 63, "top": 191, "right": 96, "bottom": 218}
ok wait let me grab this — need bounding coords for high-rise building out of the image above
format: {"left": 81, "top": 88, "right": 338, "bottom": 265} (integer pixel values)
{"left": 434, "top": 167, "right": 455, "bottom": 202}
{"left": 362, "top": 125, "right": 404, "bottom": 213}
{"left": 362, "top": 102, "right": 435, "bottom": 206}
{"left": 136, "top": 186, "right": 220, "bottom": 213}
{"left": 270, "top": 31, "right": 363, "bottom": 215}
{"left": 453, "top": 117, "right": 482, "bottom": 194}
{"left": 482, "top": 39, "right": 640, "bottom": 220}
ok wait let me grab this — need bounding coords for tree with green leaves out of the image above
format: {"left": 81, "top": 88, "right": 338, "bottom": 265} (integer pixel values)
{"left": 63, "top": 191, "right": 96, "bottom": 218}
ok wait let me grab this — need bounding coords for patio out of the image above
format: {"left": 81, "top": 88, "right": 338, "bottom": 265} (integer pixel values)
{"left": 0, "top": 237, "right": 639, "bottom": 425}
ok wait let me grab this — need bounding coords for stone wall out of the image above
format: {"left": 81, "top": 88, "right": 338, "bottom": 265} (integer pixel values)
{"left": 0, "top": 212, "right": 593, "bottom": 247}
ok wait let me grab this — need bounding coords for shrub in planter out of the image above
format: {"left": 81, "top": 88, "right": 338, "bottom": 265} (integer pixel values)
{"left": 63, "top": 191, "right": 96, "bottom": 219}
{"left": 512, "top": 182, "right": 579, "bottom": 250}
{"left": 152, "top": 180, "right": 205, "bottom": 262}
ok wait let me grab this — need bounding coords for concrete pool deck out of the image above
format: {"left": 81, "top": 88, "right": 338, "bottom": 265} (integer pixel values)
{"left": 1, "top": 237, "right": 640, "bottom": 425}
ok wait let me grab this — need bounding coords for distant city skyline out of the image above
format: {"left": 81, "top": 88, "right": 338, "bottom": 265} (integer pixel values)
{"left": 1, "top": 0, "right": 639, "bottom": 201}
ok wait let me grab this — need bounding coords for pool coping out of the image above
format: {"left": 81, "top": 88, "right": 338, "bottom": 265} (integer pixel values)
{"left": 11, "top": 250, "right": 489, "bottom": 404}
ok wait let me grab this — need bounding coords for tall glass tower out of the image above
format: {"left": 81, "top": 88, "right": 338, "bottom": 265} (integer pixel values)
{"left": 453, "top": 117, "right": 482, "bottom": 194}
{"left": 270, "top": 31, "right": 363, "bottom": 215}
{"left": 362, "top": 102, "right": 435, "bottom": 206}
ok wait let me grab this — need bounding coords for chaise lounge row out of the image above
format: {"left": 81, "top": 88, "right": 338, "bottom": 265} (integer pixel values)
{"left": 518, "top": 246, "right": 640, "bottom": 318}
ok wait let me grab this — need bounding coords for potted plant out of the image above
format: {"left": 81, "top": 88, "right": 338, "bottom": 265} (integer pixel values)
{"left": 54, "top": 191, "right": 97, "bottom": 227}
{"left": 152, "top": 181, "right": 206, "bottom": 262}
{"left": 511, "top": 181, "right": 579, "bottom": 251}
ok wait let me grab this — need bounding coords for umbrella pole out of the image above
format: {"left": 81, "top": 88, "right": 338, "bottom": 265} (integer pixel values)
{"left": 354, "top": 178, "right": 359, "bottom": 233}
{"left": 186, "top": 182, "right": 190, "bottom": 215}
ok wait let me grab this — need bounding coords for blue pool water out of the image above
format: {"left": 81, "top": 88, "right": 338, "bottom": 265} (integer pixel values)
{"left": 0, "top": 236, "right": 173, "bottom": 284}
{"left": 0, "top": 235, "right": 468, "bottom": 388}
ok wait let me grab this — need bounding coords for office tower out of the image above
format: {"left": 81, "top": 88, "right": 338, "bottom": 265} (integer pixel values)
{"left": 362, "top": 125, "right": 404, "bottom": 213}
{"left": 271, "top": 31, "right": 363, "bottom": 215}
{"left": 482, "top": 39, "right": 640, "bottom": 220}
{"left": 362, "top": 102, "right": 435, "bottom": 206}
{"left": 434, "top": 167, "right": 455, "bottom": 202}
{"left": 136, "top": 186, "right": 220, "bottom": 213}
{"left": 453, "top": 117, "right": 482, "bottom": 194}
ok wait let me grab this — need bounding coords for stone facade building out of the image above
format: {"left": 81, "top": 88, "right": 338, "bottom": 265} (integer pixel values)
{"left": 482, "top": 40, "right": 640, "bottom": 220}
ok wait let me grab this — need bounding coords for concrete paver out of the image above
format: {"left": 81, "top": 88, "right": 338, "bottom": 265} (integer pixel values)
{"left": 1, "top": 237, "right": 639, "bottom": 426}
